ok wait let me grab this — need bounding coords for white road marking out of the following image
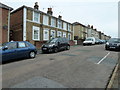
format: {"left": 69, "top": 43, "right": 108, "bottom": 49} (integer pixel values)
{"left": 96, "top": 52, "right": 110, "bottom": 64}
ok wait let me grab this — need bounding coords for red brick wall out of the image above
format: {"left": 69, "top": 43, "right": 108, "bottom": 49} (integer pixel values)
{"left": 0, "top": 8, "right": 9, "bottom": 44}
{"left": 10, "top": 8, "right": 23, "bottom": 41}
{"left": 35, "top": 41, "right": 47, "bottom": 49}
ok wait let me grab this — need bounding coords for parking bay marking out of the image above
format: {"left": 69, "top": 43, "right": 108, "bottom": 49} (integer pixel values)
{"left": 96, "top": 52, "right": 110, "bottom": 64}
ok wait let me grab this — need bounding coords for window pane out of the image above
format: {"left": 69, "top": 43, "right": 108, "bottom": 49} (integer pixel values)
{"left": 18, "top": 42, "right": 26, "bottom": 48}
{"left": 43, "top": 15, "right": 49, "bottom": 25}
{"left": 51, "top": 18, "right": 56, "bottom": 27}
{"left": 34, "top": 30, "right": 38, "bottom": 34}
{"left": 43, "top": 29, "right": 49, "bottom": 40}
{"left": 8, "top": 42, "right": 17, "bottom": 49}
{"left": 34, "top": 35, "right": 38, "bottom": 39}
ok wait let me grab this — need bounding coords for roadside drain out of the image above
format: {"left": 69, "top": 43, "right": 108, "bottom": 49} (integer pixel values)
{"left": 49, "top": 58, "right": 55, "bottom": 61}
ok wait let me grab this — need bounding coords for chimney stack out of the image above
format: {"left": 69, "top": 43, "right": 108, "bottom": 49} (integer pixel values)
{"left": 91, "top": 25, "right": 93, "bottom": 29}
{"left": 47, "top": 8, "right": 53, "bottom": 15}
{"left": 58, "top": 15, "right": 62, "bottom": 19}
{"left": 88, "top": 25, "right": 90, "bottom": 28}
{"left": 34, "top": 2, "right": 39, "bottom": 10}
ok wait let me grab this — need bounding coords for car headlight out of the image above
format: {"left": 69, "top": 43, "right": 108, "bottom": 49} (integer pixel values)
{"left": 106, "top": 42, "right": 109, "bottom": 45}
{"left": 117, "top": 43, "right": 120, "bottom": 46}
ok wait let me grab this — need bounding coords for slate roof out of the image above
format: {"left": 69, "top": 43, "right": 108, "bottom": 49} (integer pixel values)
{"left": 0, "top": 2, "right": 13, "bottom": 11}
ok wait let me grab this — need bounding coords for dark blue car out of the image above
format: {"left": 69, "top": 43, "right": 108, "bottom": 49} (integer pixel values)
{"left": 0, "top": 41, "right": 37, "bottom": 63}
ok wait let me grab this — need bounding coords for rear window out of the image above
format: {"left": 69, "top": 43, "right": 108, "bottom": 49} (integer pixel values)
{"left": 18, "top": 42, "right": 26, "bottom": 48}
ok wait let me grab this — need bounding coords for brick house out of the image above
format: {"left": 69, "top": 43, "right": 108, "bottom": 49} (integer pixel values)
{"left": 0, "top": 3, "right": 13, "bottom": 44}
{"left": 10, "top": 3, "right": 74, "bottom": 48}
{"left": 73, "top": 22, "right": 88, "bottom": 45}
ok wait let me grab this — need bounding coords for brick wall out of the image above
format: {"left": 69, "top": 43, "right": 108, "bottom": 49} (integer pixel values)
{"left": 0, "top": 8, "right": 9, "bottom": 44}
{"left": 10, "top": 8, "right": 23, "bottom": 41}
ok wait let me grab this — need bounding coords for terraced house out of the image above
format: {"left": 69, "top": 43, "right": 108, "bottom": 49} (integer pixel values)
{"left": 73, "top": 22, "right": 88, "bottom": 45}
{"left": 10, "top": 2, "right": 74, "bottom": 48}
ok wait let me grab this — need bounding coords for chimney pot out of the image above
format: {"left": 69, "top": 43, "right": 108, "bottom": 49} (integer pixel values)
{"left": 47, "top": 8, "right": 53, "bottom": 15}
{"left": 58, "top": 15, "right": 62, "bottom": 19}
{"left": 34, "top": 2, "right": 39, "bottom": 10}
{"left": 91, "top": 25, "right": 93, "bottom": 29}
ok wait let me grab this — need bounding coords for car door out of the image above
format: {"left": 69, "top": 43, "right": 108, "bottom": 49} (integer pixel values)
{"left": 57, "top": 38, "right": 63, "bottom": 50}
{"left": 16, "top": 42, "right": 30, "bottom": 58}
{"left": 2, "top": 42, "right": 17, "bottom": 61}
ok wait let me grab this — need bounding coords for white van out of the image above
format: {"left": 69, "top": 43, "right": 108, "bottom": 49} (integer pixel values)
{"left": 83, "top": 37, "right": 96, "bottom": 45}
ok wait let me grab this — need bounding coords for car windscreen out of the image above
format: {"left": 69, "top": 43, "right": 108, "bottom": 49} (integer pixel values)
{"left": 47, "top": 38, "right": 58, "bottom": 44}
{"left": 108, "top": 38, "right": 120, "bottom": 43}
{"left": 86, "top": 38, "right": 93, "bottom": 41}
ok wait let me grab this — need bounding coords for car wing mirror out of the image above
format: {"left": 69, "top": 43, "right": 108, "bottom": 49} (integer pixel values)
{"left": 2, "top": 46, "right": 8, "bottom": 50}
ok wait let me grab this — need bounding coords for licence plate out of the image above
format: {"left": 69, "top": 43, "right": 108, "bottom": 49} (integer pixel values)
{"left": 110, "top": 47, "right": 115, "bottom": 49}
{"left": 43, "top": 48, "right": 47, "bottom": 50}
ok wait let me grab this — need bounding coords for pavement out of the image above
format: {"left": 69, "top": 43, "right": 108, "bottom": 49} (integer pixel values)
{"left": 2, "top": 44, "right": 119, "bottom": 88}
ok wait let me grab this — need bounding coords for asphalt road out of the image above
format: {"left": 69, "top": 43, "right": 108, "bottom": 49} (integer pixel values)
{"left": 2, "top": 44, "right": 119, "bottom": 88}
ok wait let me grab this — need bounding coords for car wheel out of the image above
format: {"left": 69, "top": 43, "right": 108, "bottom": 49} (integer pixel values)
{"left": 66, "top": 45, "right": 70, "bottom": 50}
{"left": 54, "top": 48, "right": 58, "bottom": 53}
{"left": 105, "top": 47, "right": 109, "bottom": 50}
{"left": 29, "top": 51, "right": 36, "bottom": 58}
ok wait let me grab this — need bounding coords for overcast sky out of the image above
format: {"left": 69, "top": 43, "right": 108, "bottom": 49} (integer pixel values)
{"left": 1, "top": 0, "right": 119, "bottom": 38}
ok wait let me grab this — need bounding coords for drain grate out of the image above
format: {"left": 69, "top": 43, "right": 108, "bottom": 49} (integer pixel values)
{"left": 49, "top": 58, "right": 55, "bottom": 60}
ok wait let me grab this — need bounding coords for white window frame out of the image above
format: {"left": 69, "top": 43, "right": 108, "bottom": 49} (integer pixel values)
{"left": 63, "top": 32, "right": 67, "bottom": 38}
{"left": 51, "top": 30, "right": 56, "bottom": 39}
{"left": 43, "top": 15, "right": 49, "bottom": 25}
{"left": 68, "top": 24, "right": 71, "bottom": 31}
{"left": 57, "top": 19, "right": 62, "bottom": 29}
{"left": 51, "top": 18, "right": 56, "bottom": 27}
{"left": 63, "top": 22, "right": 67, "bottom": 30}
{"left": 32, "top": 26, "right": 40, "bottom": 41}
{"left": 33, "top": 11, "right": 40, "bottom": 23}
{"left": 57, "top": 31, "right": 62, "bottom": 37}
{"left": 43, "top": 28, "right": 49, "bottom": 40}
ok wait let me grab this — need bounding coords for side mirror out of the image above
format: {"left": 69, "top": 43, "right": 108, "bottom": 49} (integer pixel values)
{"left": 58, "top": 42, "right": 60, "bottom": 45}
{"left": 2, "top": 46, "right": 8, "bottom": 50}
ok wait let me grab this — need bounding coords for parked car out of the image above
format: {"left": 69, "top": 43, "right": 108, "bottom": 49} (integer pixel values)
{"left": 100, "top": 40, "right": 106, "bottom": 44}
{"left": 41, "top": 37, "right": 70, "bottom": 53}
{"left": 105, "top": 38, "right": 120, "bottom": 51}
{"left": 0, "top": 41, "right": 37, "bottom": 63}
{"left": 95, "top": 38, "right": 101, "bottom": 44}
{"left": 83, "top": 37, "right": 96, "bottom": 45}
